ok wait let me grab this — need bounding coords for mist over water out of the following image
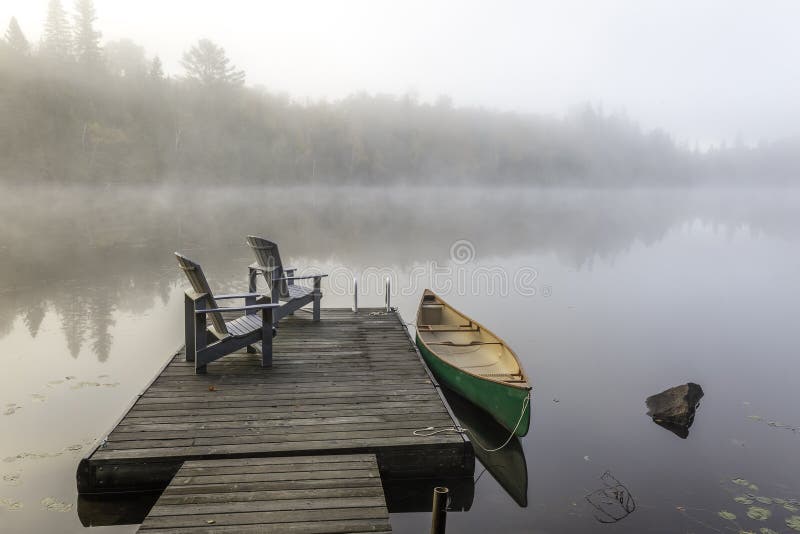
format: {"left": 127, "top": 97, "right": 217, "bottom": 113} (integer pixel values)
{"left": 1, "top": 185, "right": 800, "bottom": 532}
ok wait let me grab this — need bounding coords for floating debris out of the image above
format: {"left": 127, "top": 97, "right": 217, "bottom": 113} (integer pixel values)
{"left": 30, "top": 394, "right": 46, "bottom": 403}
{"left": 0, "top": 498, "right": 23, "bottom": 511}
{"left": 744, "top": 410, "right": 799, "bottom": 434}
{"left": 2, "top": 472, "right": 20, "bottom": 486}
{"left": 41, "top": 497, "right": 72, "bottom": 512}
{"left": 746, "top": 506, "right": 771, "bottom": 521}
{"left": 585, "top": 471, "right": 636, "bottom": 524}
{"left": 3, "top": 442, "right": 87, "bottom": 463}
{"left": 583, "top": 456, "right": 590, "bottom": 462}
{"left": 69, "top": 381, "right": 120, "bottom": 390}
{"left": 3, "top": 403, "right": 21, "bottom": 416}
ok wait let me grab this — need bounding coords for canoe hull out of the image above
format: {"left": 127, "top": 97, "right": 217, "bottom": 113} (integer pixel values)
{"left": 417, "top": 334, "right": 531, "bottom": 437}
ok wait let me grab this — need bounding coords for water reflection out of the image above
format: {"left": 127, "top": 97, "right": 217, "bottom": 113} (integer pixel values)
{"left": 2, "top": 186, "right": 799, "bottom": 364}
{"left": 442, "top": 386, "right": 529, "bottom": 508}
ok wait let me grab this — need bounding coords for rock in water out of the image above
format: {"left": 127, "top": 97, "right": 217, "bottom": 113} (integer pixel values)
{"left": 646, "top": 383, "right": 704, "bottom": 438}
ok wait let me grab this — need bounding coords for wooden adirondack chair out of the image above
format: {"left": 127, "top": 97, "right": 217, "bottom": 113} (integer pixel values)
{"left": 176, "top": 253, "right": 279, "bottom": 374}
{"left": 246, "top": 236, "right": 327, "bottom": 323}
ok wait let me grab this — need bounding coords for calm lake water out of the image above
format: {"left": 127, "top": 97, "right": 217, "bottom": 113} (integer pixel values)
{"left": 1, "top": 185, "right": 800, "bottom": 533}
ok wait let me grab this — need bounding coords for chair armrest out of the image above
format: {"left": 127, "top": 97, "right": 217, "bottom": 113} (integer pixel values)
{"left": 215, "top": 293, "right": 266, "bottom": 300}
{"left": 196, "top": 303, "right": 280, "bottom": 314}
{"left": 274, "top": 274, "right": 329, "bottom": 282}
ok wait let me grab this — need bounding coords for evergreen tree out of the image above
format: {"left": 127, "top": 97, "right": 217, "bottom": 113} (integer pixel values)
{"left": 73, "top": 0, "right": 102, "bottom": 67}
{"left": 41, "top": 0, "right": 72, "bottom": 61}
{"left": 149, "top": 55, "right": 164, "bottom": 80}
{"left": 105, "top": 38, "right": 146, "bottom": 77}
{"left": 181, "top": 39, "right": 245, "bottom": 86}
{"left": 5, "top": 17, "right": 30, "bottom": 54}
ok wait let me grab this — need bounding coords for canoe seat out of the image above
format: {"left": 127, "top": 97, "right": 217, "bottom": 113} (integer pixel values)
{"left": 426, "top": 341, "right": 503, "bottom": 347}
{"left": 417, "top": 324, "right": 478, "bottom": 332}
{"left": 480, "top": 372, "right": 525, "bottom": 380}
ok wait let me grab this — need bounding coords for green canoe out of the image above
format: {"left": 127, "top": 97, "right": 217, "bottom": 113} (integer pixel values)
{"left": 416, "top": 290, "right": 531, "bottom": 437}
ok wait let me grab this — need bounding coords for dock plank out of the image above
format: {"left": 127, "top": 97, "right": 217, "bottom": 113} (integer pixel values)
{"left": 78, "top": 309, "right": 472, "bottom": 494}
{"left": 137, "top": 454, "right": 391, "bottom": 533}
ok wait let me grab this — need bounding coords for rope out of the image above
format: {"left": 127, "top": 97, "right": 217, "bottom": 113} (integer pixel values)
{"left": 412, "top": 393, "right": 531, "bottom": 453}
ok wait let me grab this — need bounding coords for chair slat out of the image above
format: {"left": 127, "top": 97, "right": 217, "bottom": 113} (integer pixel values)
{"left": 175, "top": 253, "right": 228, "bottom": 335}
{"left": 246, "top": 236, "right": 289, "bottom": 299}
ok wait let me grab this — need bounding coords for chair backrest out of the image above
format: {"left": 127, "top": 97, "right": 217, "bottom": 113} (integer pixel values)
{"left": 175, "top": 253, "right": 228, "bottom": 335}
{"left": 246, "top": 236, "right": 288, "bottom": 298}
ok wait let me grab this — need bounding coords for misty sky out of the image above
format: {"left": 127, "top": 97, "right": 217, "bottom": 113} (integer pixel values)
{"left": 4, "top": 0, "right": 800, "bottom": 146}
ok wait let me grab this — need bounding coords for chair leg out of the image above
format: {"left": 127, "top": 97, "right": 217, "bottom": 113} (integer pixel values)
{"left": 261, "top": 308, "right": 273, "bottom": 368}
{"left": 271, "top": 284, "right": 280, "bottom": 326}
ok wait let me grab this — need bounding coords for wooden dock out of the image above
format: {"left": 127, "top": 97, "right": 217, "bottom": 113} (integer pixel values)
{"left": 137, "top": 454, "right": 391, "bottom": 533}
{"left": 77, "top": 308, "right": 473, "bottom": 494}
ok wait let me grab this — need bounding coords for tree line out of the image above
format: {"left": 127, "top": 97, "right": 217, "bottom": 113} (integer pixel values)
{"left": 1, "top": 1, "right": 798, "bottom": 186}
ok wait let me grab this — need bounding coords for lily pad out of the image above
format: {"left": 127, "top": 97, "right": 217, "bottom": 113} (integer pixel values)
{"left": 785, "top": 503, "right": 800, "bottom": 513}
{"left": 760, "top": 529, "right": 779, "bottom": 534}
{"left": 787, "top": 516, "right": 800, "bottom": 532}
{"left": 41, "top": 497, "right": 71, "bottom": 512}
{"left": 733, "top": 478, "right": 751, "bottom": 486}
{"left": 0, "top": 498, "right": 23, "bottom": 511}
{"left": 734, "top": 495, "right": 754, "bottom": 505}
{"left": 749, "top": 484, "right": 760, "bottom": 492}
{"left": 719, "top": 510, "right": 737, "bottom": 520}
{"left": 746, "top": 506, "right": 771, "bottom": 521}
{"left": 755, "top": 496, "right": 773, "bottom": 505}
{"left": 2, "top": 472, "right": 20, "bottom": 486}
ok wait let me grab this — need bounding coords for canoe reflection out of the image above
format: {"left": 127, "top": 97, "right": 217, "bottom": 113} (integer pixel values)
{"left": 441, "top": 385, "right": 529, "bottom": 507}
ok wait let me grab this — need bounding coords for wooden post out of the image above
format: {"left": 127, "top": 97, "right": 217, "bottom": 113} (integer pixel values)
{"left": 184, "top": 292, "right": 195, "bottom": 362}
{"left": 313, "top": 276, "right": 321, "bottom": 322}
{"left": 261, "top": 306, "right": 273, "bottom": 368}
{"left": 431, "top": 486, "right": 448, "bottom": 534}
{"left": 270, "top": 271, "right": 281, "bottom": 325}
{"left": 353, "top": 277, "right": 358, "bottom": 312}
{"left": 194, "top": 298, "right": 208, "bottom": 375}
